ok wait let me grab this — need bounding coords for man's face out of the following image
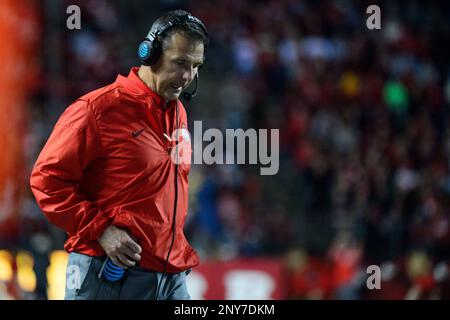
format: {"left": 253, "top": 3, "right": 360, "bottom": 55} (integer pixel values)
{"left": 152, "top": 32, "right": 204, "bottom": 101}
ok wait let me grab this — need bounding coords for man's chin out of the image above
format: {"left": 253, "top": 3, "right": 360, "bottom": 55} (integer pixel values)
{"left": 165, "top": 92, "right": 181, "bottom": 101}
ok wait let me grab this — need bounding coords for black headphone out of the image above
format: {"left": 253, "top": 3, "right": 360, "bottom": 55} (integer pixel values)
{"left": 138, "top": 14, "right": 207, "bottom": 66}
{"left": 138, "top": 14, "right": 207, "bottom": 102}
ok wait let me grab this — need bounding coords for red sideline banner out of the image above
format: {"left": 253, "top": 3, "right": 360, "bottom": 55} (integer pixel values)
{"left": 186, "top": 258, "right": 287, "bottom": 299}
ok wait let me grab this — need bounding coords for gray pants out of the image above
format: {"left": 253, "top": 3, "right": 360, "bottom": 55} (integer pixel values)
{"left": 64, "top": 252, "right": 191, "bottom": 300}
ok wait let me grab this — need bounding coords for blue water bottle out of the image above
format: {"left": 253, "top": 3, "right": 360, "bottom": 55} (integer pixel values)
{"left": 98, "top": 257, "right": 126, "bottom": 282}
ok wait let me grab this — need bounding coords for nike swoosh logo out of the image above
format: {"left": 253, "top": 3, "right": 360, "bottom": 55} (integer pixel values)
{"left": 131, "top": 128, "right": 145, "bottom": 138}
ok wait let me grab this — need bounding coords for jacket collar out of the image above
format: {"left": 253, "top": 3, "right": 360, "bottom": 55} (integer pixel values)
{"left": 116, "top": 67, "right": 176, "bottom": 110}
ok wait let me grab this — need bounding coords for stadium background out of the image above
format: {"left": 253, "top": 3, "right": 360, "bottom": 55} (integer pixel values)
{"left": 1, "top": 0, "right": 450, "bottom": 299}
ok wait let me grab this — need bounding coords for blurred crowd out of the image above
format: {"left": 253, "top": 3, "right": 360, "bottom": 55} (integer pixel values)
{"left": 3, "top": 0, "right": 450, "bottom": 299}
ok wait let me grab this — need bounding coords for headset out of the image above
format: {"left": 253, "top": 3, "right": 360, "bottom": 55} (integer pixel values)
{"left": 137, "top": 14, "right": 208, "bottom": 102}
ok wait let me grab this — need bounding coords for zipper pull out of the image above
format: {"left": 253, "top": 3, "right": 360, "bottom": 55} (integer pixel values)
{"left": 164, "top": 133, "right": 171, "bottom": 142}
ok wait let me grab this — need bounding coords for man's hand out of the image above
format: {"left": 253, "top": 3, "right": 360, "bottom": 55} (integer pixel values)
{"left": 98, "top": 225, "right": 142, "bottom": 268}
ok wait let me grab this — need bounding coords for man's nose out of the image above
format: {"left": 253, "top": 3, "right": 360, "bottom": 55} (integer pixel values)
{"left": 181, "top": 67, "right": 195, "bottom": 84}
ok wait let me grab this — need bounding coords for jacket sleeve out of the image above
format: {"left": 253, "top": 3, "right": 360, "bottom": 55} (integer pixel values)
{"left": 30, "top": 99, "right": 115, "bottom": 242}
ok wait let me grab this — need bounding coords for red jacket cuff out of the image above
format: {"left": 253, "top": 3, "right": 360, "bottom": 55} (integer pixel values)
{"left": 77, "top": 207, "right": 118, "bottom": 242}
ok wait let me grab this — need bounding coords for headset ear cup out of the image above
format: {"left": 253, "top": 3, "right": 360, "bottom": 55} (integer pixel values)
{"left": 138, "top": 38, "right": 162, "bottom": 66}
{"left": 138, "top": 40, "right": 153, "bottom": 65}
{"left": 149, "top": 39, "right": 162, "bottom": 65}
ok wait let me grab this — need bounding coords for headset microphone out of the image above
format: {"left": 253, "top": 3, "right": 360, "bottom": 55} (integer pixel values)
{"left": 182, "top": 73, "right": 199, "bottom": 102}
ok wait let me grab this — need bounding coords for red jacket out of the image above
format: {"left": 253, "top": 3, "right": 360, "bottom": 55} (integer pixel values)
{"left": 30, "top": 67, "right": 199, "bottom": 272}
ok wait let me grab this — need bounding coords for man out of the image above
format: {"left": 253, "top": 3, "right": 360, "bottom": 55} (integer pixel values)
{"left": 30, "top": 10, "right": 208, "bottom": 300}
